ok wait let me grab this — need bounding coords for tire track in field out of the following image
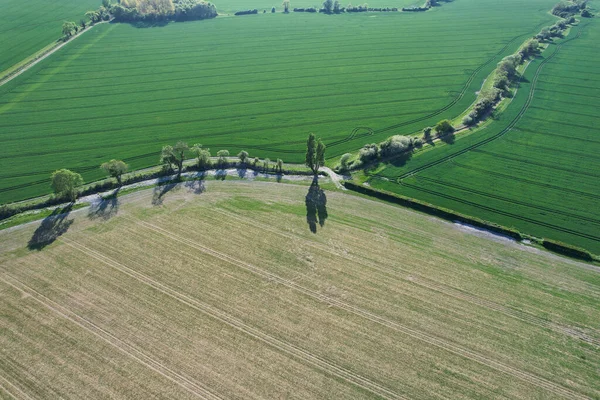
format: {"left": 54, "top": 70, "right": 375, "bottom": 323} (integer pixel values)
{"left": 415, "top": 176, "right": 600, "bottom": 225}
{"left": 58, "top": 238, "right": 406, "bottom": 400}
{"left": 211, "top": 207, "right": 600, "bottom": 346}
{"left": 381, "top": 26, "right": 586, "bottom": 181}
{"left": 0, "top": 373, "right": 34, "bottom": 400}
{"left": 122, "top": 216, "right": 589, "bottom": 399}
{"left": 328, "top": 28, "right": 544, "bottom": 149}
{"left": 0, "top": 274, "right": 222, "bottom": 400}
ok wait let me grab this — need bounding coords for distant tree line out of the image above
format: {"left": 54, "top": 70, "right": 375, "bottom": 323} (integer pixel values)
{"left": 111, "top": 0, "right": 217, "bottom": 22}
{"left": 235, "top": 9, "right": 259, "bottom": 15}
{"left": 551, "top": 0, "right": 589, "bottom": 18}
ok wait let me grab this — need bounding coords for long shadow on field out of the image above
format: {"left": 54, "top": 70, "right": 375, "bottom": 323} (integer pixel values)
{"left": 28, "top": 205, "right": 74, "bottom": 251}
{"left": 305, "top": 177, "right": 328, "bottom": 234}
{"left": 88, "top": 189, "right": 120, "bottom": 221}
{"left": 152, "top": 182, "right": 179, "bottom": 206}
{"left": 184, "top": 174, "right": 206, "bottom": 194}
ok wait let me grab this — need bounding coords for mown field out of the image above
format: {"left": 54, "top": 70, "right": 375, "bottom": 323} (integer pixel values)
{"left": 1, "top": 181, "right": 599, "bottom": 399}
{"left": 0, "top": 0, "right": 558, "bottom": 203}
{"left": 370, "top": 17, "right": 600, "bottom": 255}
{"left": 0, "top": 0, "right": 100, "bottom": 74}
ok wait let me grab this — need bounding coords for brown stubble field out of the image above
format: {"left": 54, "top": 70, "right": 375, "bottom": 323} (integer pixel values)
{"left": 0, "top": 181, "right": 599, "bottom": 399}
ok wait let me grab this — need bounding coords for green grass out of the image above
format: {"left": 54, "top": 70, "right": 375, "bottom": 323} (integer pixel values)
{"left": 0, "top": 0, "right": 559, "bottom": 203}
{"left": 0, "top": 0, "right": 100, "bottom": 74}
{"left": 1, "top": 181, "right": 599, "bottom": 398}
{"left": 369, "top": 17, "right": 600, "bottom": 255}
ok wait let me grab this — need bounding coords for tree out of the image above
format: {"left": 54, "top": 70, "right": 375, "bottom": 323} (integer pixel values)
{"left": 85, "top": 10, "right": 100, "bottom": 23}
{"left": 264, "top": 158, "right": 271, "bottom": 172}
{"left": 283, "top": 0, "right": 291, "bottom": 13}
{"left": 51, "top": 169, "right": 83, "bottom": 201}
{"left": 101, "top": 159, "right": 128, "bottom": 185}
{"left": 62, "top": 22, "right": 77, "bottom": 38}
{"left": 172, "top": 141, "right": 189, "bottom": 179}
{"left": 253, "top": 157, "right": 260, "bottom": 167}
{"left": 323, "top": 0, "right": 334, "bottom": 13}
{"left": 434, "top": 119, "right": 454, "bottom": 135}
{"left": 271, "top": 6, "right": 276, "bottom": 12}
{"left": 340, "top": 153, "right": 352, "bottom": 170}
{"left": 276, "top": 158, "right": 284, "bottom": 173}
{"left": 160, "top": 145, "right": 176, "bottom": 172}
{"left": 238, "top": 150, "right": 249, "bottom": 166}
{"left": 102, "top": 0, "right": 111, "bottom": 7}
{"left": 191, "top": 144, "right": 211, "bottom": 169}
{"left": 217, "top": 150, "right": 229, "bottom": 168}
{"left": 316, "top": 139, "right": 326, "bottom": 172}
{"left": 80, "top": 19, "right": 87, "bottom": 29}
{"left": 333, "top": 0, "right": 341, "bottom": 13}
{"left": 305, "top": 133, "right": 317, "bottom": 173}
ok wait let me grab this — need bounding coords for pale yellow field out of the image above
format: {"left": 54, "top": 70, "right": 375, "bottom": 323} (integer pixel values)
{"left": 1, "top": 181, "right": 599, "bottom": 399}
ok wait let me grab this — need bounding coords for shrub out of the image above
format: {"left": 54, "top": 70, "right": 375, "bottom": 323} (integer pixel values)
{"left": 434, "top": 119, "right": 454, "bottom": 135}
{"left": 340, "top": 153, "right": 352, "bottom": 170}
{"left": 359, "top": 143, "right": 379, "bottom": 163}
{"left": 379, "top": 135, "right": 412, "bottom": 158}
{"left": 581, "top": 8, "right": 592, "bottom": 17}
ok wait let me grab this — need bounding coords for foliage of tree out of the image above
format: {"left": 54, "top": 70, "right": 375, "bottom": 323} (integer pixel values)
{"left": 283, "top": 0, "right": 291, "bottom": 13}
{"left": 191, "top": 144, "right": 211, "bottom": 169}
{"left": 322, "top": 0, "right": 334, "bottom": 13}
{"left": 101, "top": 159, "right": 128, "bottom": 185}
{"left": 264, "top": 158, "right": 271, "bottom": 172}
{"left": 62, "top": 22, "right": 78, "bottom": 38}
{"left": 276, "top": 159, "right": 284, "bottom": 173}
{"left": 160, "top": 141, "right": 188, "bottom": 178}
{"left": 359, "top": 143, "right": 379, "bottom": 163}
{"left": 51, "top": 169, "right": 83, "bottom": 201}
{"left": 378, "top": 135, "right": 412, "bottom": 158}
{"left": 333, "top": 1, "right": 342, "bottom": 13}
{"left": 340, "top": 153, "right": 352, "bottom": 170}
{"left": 216, "top": 150, "right": 229, "bottom": 167}
{"left": 112, "top": 0, "right": 217, "bottom": 22}
{"left": 434, "top": 119, "right": 454, "bottom": 135}
{"left": 238, "top": 150, "right": 249, "bottom": 165}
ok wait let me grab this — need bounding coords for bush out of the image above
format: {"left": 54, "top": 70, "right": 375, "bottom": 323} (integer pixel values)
{"left": 340, "top": 153, "right": 352, "bottom": 170}
{"left": 434, "top": 119, "right": 454, "bottom": 135}
{"left": 235, "top": 9, "right": 258, "bottom": 15}
{"left": 378, "top": 135, "right": 412, "bottom": 158}
{"left": 581, "top": 8, "right": 592, "bottom": 17}
{"left": 359, "top": 143, "right": 379, "bottom": 163}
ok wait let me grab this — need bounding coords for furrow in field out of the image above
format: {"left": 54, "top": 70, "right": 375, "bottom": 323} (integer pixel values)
{"left": 58, "top": 238, "right": 406, "bottom": 400}
{"left": 120, "top": 216, "right": 589, "bottom": 399}
{"left": 0, "top": 274, "right": 223, "bottom": 400}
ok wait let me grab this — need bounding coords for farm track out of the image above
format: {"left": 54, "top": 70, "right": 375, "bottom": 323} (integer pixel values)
{"left": 0, "top": 273, "right": 223, "bottom": 400}
{"left": 58, "top": 238, "right": 407, "bottom": 400}
{"left": 376, "top": 26, "right": 586, "bottom": 181}
{"left": 110, "top": 215, "right": 591, "bottom": 399}
{"left": 210, "top": 207, "right": 600, "bottom": 345}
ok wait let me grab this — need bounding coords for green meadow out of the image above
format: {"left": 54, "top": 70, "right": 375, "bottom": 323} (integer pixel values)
{"left": 0, "top": 0, "right": 558, "bottom": 203}
{"left": 370, "top": 18, "right": 600, "bottom": 254}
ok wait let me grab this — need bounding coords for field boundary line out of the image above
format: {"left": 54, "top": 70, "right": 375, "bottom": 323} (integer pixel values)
{"left": 59, "top": 238, "right": 406, "bottom": 400}
{"left": 0, "top": 274, "right": 222, "bottom": 400}
{"left": 125, "top": 217, "right": 589, "bottom": 399}
{"left": 211, "top": 207, "right": 600, "bottom": 345}
{"left": 0, "top": 21, "right": 111, "bottom": 88}
{"left": 0, "top": 373, "right": 34, "bottom": 400}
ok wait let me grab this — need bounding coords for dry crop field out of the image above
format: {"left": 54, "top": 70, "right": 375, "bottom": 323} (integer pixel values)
{"left": 1, "top": 181, "right": 599, "bottom": 399}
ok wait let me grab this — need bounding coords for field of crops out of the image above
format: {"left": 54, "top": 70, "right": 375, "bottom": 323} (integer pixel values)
{"left": 0, "top": 0, "right": 100, "bottom": 74}
{"left": 1, "top": 181, "right": 599, "bottom": 399}
{"left": 0, "top": 0, "right": 558, "bottom": 203}
{"left": 370, "top": 18, "right": 600, "bottom": 255}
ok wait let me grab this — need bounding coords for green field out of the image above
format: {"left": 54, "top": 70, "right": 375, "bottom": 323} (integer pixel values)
{"left": 1, "top": 181, "right": 599, "bottom": 398}
{"left": 0, "top": 0, "right": 100, "bottom": 74}
{"left": 0, "top": 0, "right": 559, "bottom": 203}
{"left": 370, "top": 18, "right": 600, "bottom": 254}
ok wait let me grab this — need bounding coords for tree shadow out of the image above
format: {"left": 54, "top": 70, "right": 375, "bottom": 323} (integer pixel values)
{"left": 215, "top": 169, "right": 228, "bottom": 181}
{"left": 130, "top": 20, "right": 169, "bottom": 28}
{"left": 152, "top": 182, "right": 179, "bottom": 206}
{"left": 88, "top": 189, "right": 120, "bottom": 221}
{"left": 305, "top": 177, "right": 328, "bottom": 233}
{"left": 237, "top": 167, "right": 247, "bottom": 179}
{"left": 439, "top": 131, "right": 455, "bottom": 144}
{"left": 389, "top": 151, "right": 413, "bottom": 167}
{"left": 28, "top": 205, "right": 74, "bottom": 251}
{"left": 184, "top": 176, "right": 206, "bottom": 194}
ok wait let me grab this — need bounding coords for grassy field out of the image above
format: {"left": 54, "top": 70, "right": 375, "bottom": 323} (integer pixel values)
{"left": 0, "top": 0, "right": 559, "bottom": 203}
{"left": 0, "top": 0, "right": 100, "bottom": 74}
{"left": 369, "top": 17, "right": 600, "bottom": 255}
{"left": 1, "top": 181, "right": 599, "bottom": 398}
